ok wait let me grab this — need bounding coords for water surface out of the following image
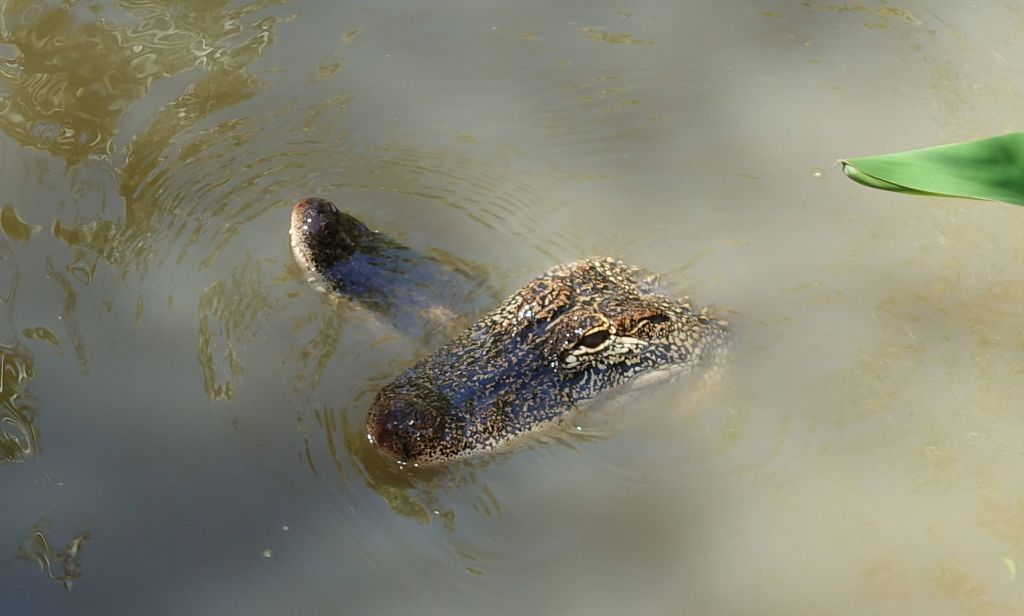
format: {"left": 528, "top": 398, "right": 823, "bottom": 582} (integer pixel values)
{"left": 3, "top": 1, "right": 1024, "bottom": 614}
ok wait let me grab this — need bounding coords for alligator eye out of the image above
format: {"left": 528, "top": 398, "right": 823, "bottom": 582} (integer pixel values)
{"left": 647, "top": 314, "right": 670, "bottom": 325}
{"left": 577, "top": 329, "right": 610, "bottom": 349}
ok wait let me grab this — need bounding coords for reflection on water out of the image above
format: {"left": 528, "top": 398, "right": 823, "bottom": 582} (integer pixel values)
{"left": 804, "top": 2, "right": 921, "bottom": 28}
{"left": 0, "top": 239, "right": 37, "bottom": 463}
{"left": 0, "top": 0, "right": 282, "bottom": 165}
{"left": 0, "top": 0, "right": 286, "bottom": 307}
{"left": 197, "top": 254, "right": 275, "bottom": 400}
{"left": 15, "top": 518, "right": 91, "bottom": 591}
{"left": 579, "top": 27, "right": 653, "bottom": 46}
{"left": 46, "top": 260, "right": 88, "bottom": 370}
{"left": 38, "top": 10, "right": 277, "bottom": 273}
{"left": 0, "top": 341, "right": 37, "bottom": 463}
{"left": 0, "top": 205, "right": 34, "bottom": 241}
{"left": 0, "top": 3, "right": 147, "bottom": 164}
{"left": 0, "top": 0, "right": 288, "bottom": 427}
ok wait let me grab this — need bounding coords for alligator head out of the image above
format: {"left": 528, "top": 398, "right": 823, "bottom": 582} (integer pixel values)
{"left": 366, "top": 257, "right": 728, "bottom": 464}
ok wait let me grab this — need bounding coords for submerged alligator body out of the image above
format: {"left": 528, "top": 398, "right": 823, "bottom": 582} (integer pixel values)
{"left": 290, "top": 198, "right": 729, "bottom": 464}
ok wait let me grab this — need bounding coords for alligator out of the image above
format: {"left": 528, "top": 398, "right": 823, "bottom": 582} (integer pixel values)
{"left": 290, "top": 197, "right": 729, "bottom": 465}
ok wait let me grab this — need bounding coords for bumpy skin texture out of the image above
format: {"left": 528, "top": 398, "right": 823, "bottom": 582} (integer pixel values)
{"left": 290, "top": 198, "right": 729, "bottom": 465}
{"left": 366, "top": 258, "right": 729, "bottom": 464}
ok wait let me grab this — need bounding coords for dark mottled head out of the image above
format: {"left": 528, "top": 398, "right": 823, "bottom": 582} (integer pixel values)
{"left": 290, "top": 198, "right": 374, "bottom": 289}
{"left": 367, "top": 257, "right": 729, "bottom": 464}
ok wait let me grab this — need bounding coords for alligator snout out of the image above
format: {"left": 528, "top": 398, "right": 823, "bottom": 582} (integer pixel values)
{"left": 366, "top": 387, "right": 464, "bottom": 462}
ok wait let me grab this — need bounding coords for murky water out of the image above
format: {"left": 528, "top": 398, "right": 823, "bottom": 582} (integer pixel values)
{"left": 3, "top": 1, "right": 1024, "bottom": 614}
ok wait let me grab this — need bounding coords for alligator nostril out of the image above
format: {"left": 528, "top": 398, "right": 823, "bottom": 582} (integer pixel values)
{"left": 293, "top": 197, "right": 337, "bottom": 216}
{"left": 366, "top": 389, "right": 454, "bottom": 463}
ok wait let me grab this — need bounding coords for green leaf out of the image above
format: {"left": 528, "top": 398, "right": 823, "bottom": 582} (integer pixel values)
{"left": 840, "top": 132, "right": 1024, "bottom": 206}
